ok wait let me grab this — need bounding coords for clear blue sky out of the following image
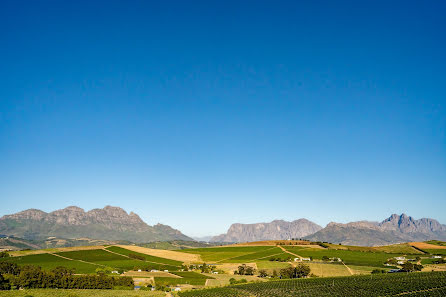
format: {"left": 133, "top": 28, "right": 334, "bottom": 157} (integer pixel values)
{"left": 1, "top": 0, "right": 445, "bottom": 237}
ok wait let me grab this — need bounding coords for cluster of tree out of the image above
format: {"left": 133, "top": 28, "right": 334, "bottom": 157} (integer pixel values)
{"left": 95, "top": 266, "right": 120, "bottom": 275}
{"left": 229, "top": 278, "right": 248, "bottom": 284}
{"left": 0, "top": 264, "right": 133, "bottom": 290}
{"left": 234, "top": 264, "right": 255, "bottom": 275}
{"left": 371, "top": 269, "right": 387, "bottom": 274}
{"left": 128, "top": 253, "right": 145, "bottom": 261}
{"left": 279, "top": 264, "right": 311, "bottom": 279}
{"left": 401, "top": 262, "right": 423, "bottom": 272}
{"left": 0, "top": 252, "right": 9, "bottom": 258}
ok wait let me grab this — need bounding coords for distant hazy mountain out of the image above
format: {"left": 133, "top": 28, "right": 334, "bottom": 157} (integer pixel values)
{"left": 192, "top": 236, "right": 214, "bottom": 242}
{"left": 211, "top": 219, "right": 323, "bottom": 243}
{"left": 305, "top": 214, "right": 446, "bottom": 246}
{"left": 0, "top": 206, "right": 192, "bottom": 243}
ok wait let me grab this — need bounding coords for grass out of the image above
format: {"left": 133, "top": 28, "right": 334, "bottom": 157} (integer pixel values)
{"left": 425, "top": 240, "right": 446, "bottom": 247}
{"left": 105, "top": 246, "right": 182, "bottom": 266}
{"left": 306, "top": 263, "right": 351, "bottom": 277}
{"left": 180, "top": 246, "right": 274, "bottom": 262}
{"left": 224, "top": 247, "right": 284, "bottom": 262}
{"left": 154, "top": 271, "right": 214, "bottom": 286}
{"left": 284, "top": 246, "right": 402, "bottom": 267}
{"left": 56, "top": 249, "right": 127, "bottom": 262}
{"left": 56, "top": 249, "right": 178, "bottom": 271}
{"left": 423, "top": 249, "right": 446, "bottom": 255}
{"left": 0, "top": 253, "right": 98, "bottom": 274}
{"left": 0, "top": 289, "right": 165, "bottom": 296}
{"left": 256, "top": 260, "right": 291, "bottom": 270}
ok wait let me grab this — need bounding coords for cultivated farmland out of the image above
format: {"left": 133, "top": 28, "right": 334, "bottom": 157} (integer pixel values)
{"left": 179, "top": 271, "right": 446, "bottom": 297}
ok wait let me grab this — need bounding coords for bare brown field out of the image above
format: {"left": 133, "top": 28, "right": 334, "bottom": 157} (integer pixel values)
{"left": 9, "top": 245, "right": 106, "bottom": 256}
{"left": 410, "top": 242, "right": 446, "bottom": 250}
{"left": 116, "top": 244, "right": 201, "bottom": 262}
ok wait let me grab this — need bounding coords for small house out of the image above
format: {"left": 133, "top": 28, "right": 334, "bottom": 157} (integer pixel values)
{"left": 394, "top": 257, "right": 406, "bottom": 261}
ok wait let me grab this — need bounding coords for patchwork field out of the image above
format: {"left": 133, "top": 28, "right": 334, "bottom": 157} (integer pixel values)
{"left": 1, "top": 241, "right": 445, "bottom": 294}
{"left": 116, "top": 245, "right": 200, "bottom": 262}
{"left": 283, "top": 246, "right": 402, "bottom": 267}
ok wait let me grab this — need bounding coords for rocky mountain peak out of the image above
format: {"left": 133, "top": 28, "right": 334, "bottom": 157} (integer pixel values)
{"left": 211, "top": 219, "right": 322, "bottom": 243}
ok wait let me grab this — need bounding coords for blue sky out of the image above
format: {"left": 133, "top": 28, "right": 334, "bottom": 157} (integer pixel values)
{"left": 1, "top": 0, "right": 445, "bottom": 237}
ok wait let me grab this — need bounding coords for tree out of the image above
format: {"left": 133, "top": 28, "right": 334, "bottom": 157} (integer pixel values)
{"left": 258, "top": 269, "right": 268, "bottom": 277}
{"left": 0, "top": 274, "right": 11, "bottom": 290}
{"left": 280, "top": 264, "right": 310, "bottom": 279}
{"left": 0, "top": 251, "right": 9, "bottom": 258}
{"left": 279, "top": 267, "right": 295, "bottom": 279}
{"left": 295, "top": 263, "right": 311, "bottom": 278}
{"left": 322, "top": 256, "right": 330, "bottom": 262}
{"left": 401, "top": 262, "right": 415, "bottom": 272}
{"left": 272, "top": 269, "right": 278, "bottom": 278}
{"left": 237, "top": 264, "right": 246, "bottom": 275}
{"left": 0, "top": 262, "right": 20, "bottom": 275}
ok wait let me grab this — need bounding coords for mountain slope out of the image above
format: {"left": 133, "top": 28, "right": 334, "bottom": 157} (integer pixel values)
{"left": 0, "top": 206, "right": 192, "bottom": 243}
{"left": 211, "top": 219, "right": 322, "bottom": 242}
{"left": 305, "top": 214, "right": 446, "bottom": 246}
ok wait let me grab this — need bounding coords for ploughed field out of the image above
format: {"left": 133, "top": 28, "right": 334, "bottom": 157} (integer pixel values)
{"left": 179, "top": 271, "right": 446, "bottom": 297}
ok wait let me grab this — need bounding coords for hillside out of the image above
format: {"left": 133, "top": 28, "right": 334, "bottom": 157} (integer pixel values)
{"left": 305, "top": 214, "right": 446, "bottom": 246}
{"left": 0, "top": 206, "right": 192, "bottom": 243}
{"left": 211, "top": 219, "right": 322, "bottom": 243}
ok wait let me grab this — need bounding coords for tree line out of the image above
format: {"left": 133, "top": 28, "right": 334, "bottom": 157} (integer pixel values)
{"left": 0, "top": 263, "right": 133, "bottom": 290}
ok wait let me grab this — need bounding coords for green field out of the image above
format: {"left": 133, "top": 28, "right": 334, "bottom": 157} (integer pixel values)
{"left": 155, "top": 271, "right": 214, "bottom": 286}
{"left": 284, "top": 246, "right": 401, "bottom": 267}
{"left": 105, "top": 246, "right": 182, "bottom": 266}
{"left": 0, "top": 253, "right": 99, "bottom": 274}
{"left": 179, "top": 271, "right": 446, "bottom": 297}
{"left": 181, "top": 246, "right": 275, "bottom": 262}
{"left": 423, "top": 249, "right": 446, "bottom": 256}
{"left": 224, "top": 247, "right": 286, "bottom": 262}
{"left": 0, "top": 289, "right": 165, "bottom": 297}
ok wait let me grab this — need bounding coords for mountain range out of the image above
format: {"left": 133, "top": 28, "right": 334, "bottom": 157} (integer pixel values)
{"left": 1, "top": 206, "right": 445, "bottom": 247}
{"left": 212, "top": 214, "right": 446, "bottom": 246}
{"left": 0, "top": 206, "right": 192, "bottom": 243}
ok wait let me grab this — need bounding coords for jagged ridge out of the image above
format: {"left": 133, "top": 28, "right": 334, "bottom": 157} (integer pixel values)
{"left": 0, "top": 206, "right": 192, "bottom": 243}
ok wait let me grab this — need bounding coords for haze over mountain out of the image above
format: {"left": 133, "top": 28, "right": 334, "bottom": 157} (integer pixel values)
{"left": 305, "top": 214, "right": 446, "bottom": 246}
{"left": 211, "top": 219, "right": 323, "bottom": 242}
{"left": 0, "top": 206, "right": 192, "bottom": 243}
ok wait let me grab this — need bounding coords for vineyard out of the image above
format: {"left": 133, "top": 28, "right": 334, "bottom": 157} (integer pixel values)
{"left": 179, "top": 271, "right": 446, "bottom": 297}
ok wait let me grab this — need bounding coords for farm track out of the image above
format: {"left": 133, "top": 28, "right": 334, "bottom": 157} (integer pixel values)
{"left": 279, "top": 246, "right": 354, "bottom": 275}
{"left": 50, "top": 252, "right": 106, "bottom": 267}
{"left": 341, "top": 261, "right": 353, "bottom": 275}
{"left": 215, "top": 247, "right": 277, "bottom": 263}
{"left": 103, "top": 247, "right": 181, "bottom": 267}
{"left": 255, "top": 252, "right": 287, "bottom": 261}
{"left": 278, "top": 245, "right": 301, "bottom": 258}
